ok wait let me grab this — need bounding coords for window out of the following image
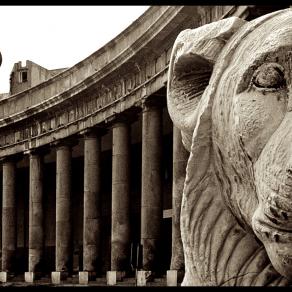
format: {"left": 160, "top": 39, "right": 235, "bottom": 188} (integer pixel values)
{"left": 19, "top": 71, "right": 28, "bottom": 83}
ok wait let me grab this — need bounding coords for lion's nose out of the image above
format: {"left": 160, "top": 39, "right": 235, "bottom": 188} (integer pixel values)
{"left": 269, "top": 206, "right": 289, "bottom": 221}
{"left": 253, "top": 205, "right": 292, "bottom": 243}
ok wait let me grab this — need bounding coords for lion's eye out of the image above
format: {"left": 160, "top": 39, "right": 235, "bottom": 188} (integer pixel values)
{"left": 252, "top": 63, "right": 286, "bottom": 89}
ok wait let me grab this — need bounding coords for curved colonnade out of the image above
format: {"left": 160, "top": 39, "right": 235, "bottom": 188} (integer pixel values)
{"left": 0, "top": 5, "right": 254, "bottom": 285}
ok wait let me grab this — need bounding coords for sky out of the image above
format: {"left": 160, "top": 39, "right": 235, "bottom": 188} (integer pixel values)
{"left": 0, "top": 5, "right": 149, "bottom": 93}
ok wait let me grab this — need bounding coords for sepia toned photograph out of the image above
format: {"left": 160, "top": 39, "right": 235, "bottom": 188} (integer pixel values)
{"left": 0, "top": 4, "right": 291, "bottom": 287}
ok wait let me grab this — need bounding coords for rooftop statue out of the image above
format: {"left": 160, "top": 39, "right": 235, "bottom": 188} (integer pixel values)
{"left": 167, "top": 8, "right": 292, "bottom": 286}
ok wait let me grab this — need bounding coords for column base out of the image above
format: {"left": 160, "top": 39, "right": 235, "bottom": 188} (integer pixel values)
{"left": 73, "top": 254, "right": 80, "bottom": 273}
{"left": 167, "top": 270, "right": 182, "bottom": 286}
{"left": 0, "top": 272, "right": 13, "bottom": 283}
{"left": 136, "top": 270, "right": 153, "bottom": 286}
{"left": 24, "top": 272, "right": 42, "bottom": 283}
{"left": 51, "top": 271, "right": 69, "bottom": 284}
{"left": 79, "top": 271, "right": 96, "bottom": 284}
{"left": 106, "top": 271, "right": 125, "bottom": 285}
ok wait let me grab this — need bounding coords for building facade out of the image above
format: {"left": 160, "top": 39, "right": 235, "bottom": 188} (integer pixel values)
{"left": 0, "top": 5, "right": 288, "bottom": 286}
{"left": 9, "top": 60, "right": 67, "bottom": 96}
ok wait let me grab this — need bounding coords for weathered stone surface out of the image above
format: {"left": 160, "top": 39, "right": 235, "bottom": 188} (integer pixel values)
{"left": 167, "top": 16, "right": 247, "bottom": 151}
{"left": 167, "top": 8, "right": 292, "bottom": 286}
{"left": 170, "top": 126, "right": 188, "bottom": 271}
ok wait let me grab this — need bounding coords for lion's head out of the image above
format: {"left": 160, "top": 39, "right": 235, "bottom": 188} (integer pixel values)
{"left": 167, "top": 9, "right": 292, "bottom": 285}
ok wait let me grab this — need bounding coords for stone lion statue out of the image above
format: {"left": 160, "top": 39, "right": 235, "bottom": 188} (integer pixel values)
{"left": 167, "top": 8, "right": 292, "bottom": 286}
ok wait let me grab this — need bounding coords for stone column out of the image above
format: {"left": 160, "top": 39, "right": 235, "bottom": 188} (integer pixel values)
{"left": 107, "top": 121, "right": 130, "bottom": 285}
{"left": 139, "top": 103, "right": 162, "bottom": 283}
{"left": 0, "top": 159, "right": 16, "bottom": 282}
{"left": 25, "top": 151, "right": 45, "bottom": 283}
{"left": 51, "top": 142, "right": 73, "bottom": 284}
{"left": 79, "top": 131, "right": 102, "bottom": 284}
{"left": 167, "top": 126, "right": 189, "bottom": 286}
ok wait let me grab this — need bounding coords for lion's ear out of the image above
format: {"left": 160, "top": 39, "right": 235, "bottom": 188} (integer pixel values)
{"left": 167, "top": 17, "right": 246, "bottom": 151}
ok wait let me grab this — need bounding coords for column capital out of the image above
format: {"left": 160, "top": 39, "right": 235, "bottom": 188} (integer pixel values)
{"left": 79, "top": 127, "right": 107, "bottom": 139}
{"left": 141, "top": 95, "right": 165, "bottom": 113}
{"left": 50, "top": 138, "right": 78, "bottom": 150}
{"left": 23, "top": 147, "right": 50, "bottom": 157}
{"left": 105, "top": 112, "right": 137, "bottom": 128}
{"left": 0, "top": 153, "right": 23, "bottom": 164}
